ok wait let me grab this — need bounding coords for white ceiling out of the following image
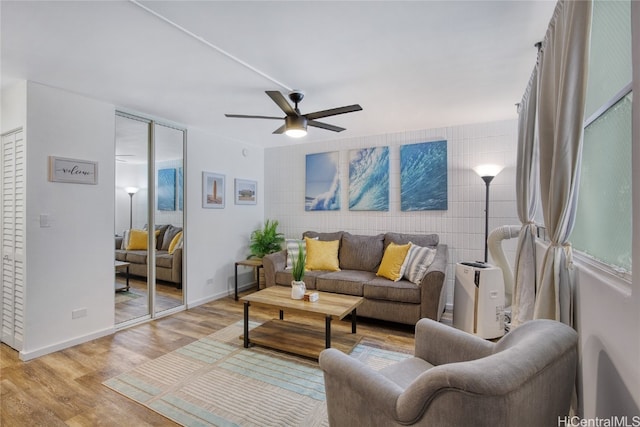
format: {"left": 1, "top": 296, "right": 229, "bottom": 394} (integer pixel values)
{"left": 1, "top": 1, "right": 556, "bottom": 149}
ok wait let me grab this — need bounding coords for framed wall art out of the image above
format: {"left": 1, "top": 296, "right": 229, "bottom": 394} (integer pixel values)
{"left": 157, "top": 168, "right": 176, "bottom": 211}
{"left": 349, "top": 146, "right": 389, "bottom": 211}
{"left": 305, "top": 151, "right": 340, "bottom": 211}
{"left": 202, "top": 172, "right": 225, "bottom": 209}
{"left": 400, "top": 140, "right": 448, "bottom": 211}
{"left": 234, "top": 179, "right": 257, "bottom": 205}
{"left": 48, "top": 156, "right": 98, "bottom": 185}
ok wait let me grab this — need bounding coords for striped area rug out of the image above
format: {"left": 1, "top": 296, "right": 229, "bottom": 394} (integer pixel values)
{"left": 104, "top": 321, "right": 410, "bottom": 427}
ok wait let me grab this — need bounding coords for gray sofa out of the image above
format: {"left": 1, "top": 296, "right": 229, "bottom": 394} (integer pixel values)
{"left": 115, "top": 224, "right": 183, "bottom": 286}
{"left": 319, "top": 318, "right": 578, "bottom": 426}
{"left": 262, "top": 231, "right": 448, "bottom": 325}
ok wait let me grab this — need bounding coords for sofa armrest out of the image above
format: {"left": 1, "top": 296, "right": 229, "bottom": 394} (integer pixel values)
{"left": 319, "top": 348, "right": 404, "bottom": 422}
{"left": 170, "top": 248, "right": 183, "bottom": 284}
{"left": 115, "top": 236, "right": 123, "bottom": 250}
{"left": 263, "top": 250, "right": 286, "bottom": 287}
{"left": 414, "top": 318, "right": 494, "bottom": 365}
{"left": 419, "top": 243, "right": 448, "bottom": 320}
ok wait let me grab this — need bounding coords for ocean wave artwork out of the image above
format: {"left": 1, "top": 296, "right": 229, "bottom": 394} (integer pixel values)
{"left": 305, "top": 151, "right": 341, "bottom": 211}
{"left": 349, "top": 146, "right": 389, "bottom": 211}
{"left": 400, "top": 140, "right": 448, "bottom": 211}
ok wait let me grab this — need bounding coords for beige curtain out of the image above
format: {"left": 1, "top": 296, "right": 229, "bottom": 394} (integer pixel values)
{"left": 511, "top": 62, "right": 539, "bottom": 328}
{"left": 534, "top": 0, "right": 592, "bottom": 325}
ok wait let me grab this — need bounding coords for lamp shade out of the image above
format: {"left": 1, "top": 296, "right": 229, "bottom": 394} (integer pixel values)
{"left": 473, "top": 164, "right": 503, "bottom": 178}
{"left": 284, "top": 115, "right": 308, "bottom": 138}
{"left": 125, "top": 186, "right": 139, "bottom": 195}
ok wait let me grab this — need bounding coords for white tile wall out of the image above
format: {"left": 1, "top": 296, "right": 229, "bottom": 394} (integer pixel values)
{"left": 264, "top": 119, "right": 520, "bottom": 305}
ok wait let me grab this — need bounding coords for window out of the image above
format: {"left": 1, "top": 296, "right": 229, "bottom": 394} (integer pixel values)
{"left": 571, "top": 0, "right": 632, "bottom": 273}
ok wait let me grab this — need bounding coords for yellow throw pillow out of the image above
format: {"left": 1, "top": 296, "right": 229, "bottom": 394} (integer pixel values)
{"left": 168, "top": 231, "right": 183, "bottom": 254}
{"left": 377, "top": 242, "right": 411, "bottom": 281}
{"left": 304, "top": 237, "right": 340, "bottom": 271}
{"left": 126, "top": 229, "right": 148, "bottom": 250}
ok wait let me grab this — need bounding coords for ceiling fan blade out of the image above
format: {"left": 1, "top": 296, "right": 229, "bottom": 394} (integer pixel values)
{"left": 225, "top": 114, "right": 283, "bottom": 120}
{"left": 272, "top": 124, "right": 287, "bottom": 134}
{"left": 305, "top": 104, "right": 362, "bottom": 120}
{"left": 308, "top": 120, "right": 346, "bottom": 132}
{"left": 266, "top": 91, "right": 297, "bottom": 116}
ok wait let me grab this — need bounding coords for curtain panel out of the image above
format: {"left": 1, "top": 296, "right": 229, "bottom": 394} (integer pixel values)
{"left": 534, "top": 0, "right": 592, "bottom": 325}
{"left": 512, "top": 62, "right": 540, "bottom": 329}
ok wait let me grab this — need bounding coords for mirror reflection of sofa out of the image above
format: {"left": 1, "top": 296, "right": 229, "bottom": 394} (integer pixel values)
{"left": 115, "top": 224, "right": 183, "bottom": 287}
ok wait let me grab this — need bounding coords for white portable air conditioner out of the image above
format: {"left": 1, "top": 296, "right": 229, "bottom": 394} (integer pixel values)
{"left": 453, "top": 262, "right": 505, "bottom": 339}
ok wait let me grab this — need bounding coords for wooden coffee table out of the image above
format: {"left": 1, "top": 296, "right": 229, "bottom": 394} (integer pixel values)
{"left": 241, "top": 286, "right": 364, "bottom": 359}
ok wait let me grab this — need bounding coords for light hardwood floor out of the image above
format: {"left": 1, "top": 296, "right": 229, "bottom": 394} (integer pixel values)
{"left": 1, "top": 286, "right": 416, "bottom": 426}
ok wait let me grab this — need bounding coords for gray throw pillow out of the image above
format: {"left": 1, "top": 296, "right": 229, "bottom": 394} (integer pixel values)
{"left": 384, "top": 232, "right": 439, "bottom": 249}
{"left": 339, "top": 233, "right": 384, "bottom": 272}
{"left": 161, "top": 225, "right": 183, "bottom": 251}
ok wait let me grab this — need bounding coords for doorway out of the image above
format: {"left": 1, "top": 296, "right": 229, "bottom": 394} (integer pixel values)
{"left": 114, "top": 112, "right": 185, "bottom": 325}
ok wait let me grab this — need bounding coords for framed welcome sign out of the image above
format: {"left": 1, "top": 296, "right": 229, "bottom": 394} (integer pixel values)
{"left": 48, "top": 156, "right": 98, "bottom": 185}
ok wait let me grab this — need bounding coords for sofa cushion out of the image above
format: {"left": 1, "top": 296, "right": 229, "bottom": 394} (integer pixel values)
{"left": 404, "top": 244, "right": 437, "bottom": 285}
{"left": 316, "top": 271, "right": 375, "bottom": 296}
{"left": 161, "top": 225, "right": 182, "bottom": 251}
{"left": 156, "top": 251, "right": 174, "bottom": 268}
{"left": 364, "top": 277, "right": 421, "bottom": 304}
{"left": 339, "top": 233, "right": 384, "bottom": 272}
{"left": 303, "top": 231, "right": 344, "bottom": 243}
{"left": 305, "top": 238, "right": 340, "bottom": 271}
{"left": 376, "top": 242, "right": 411, "bottom": 281}
{"left": 115, "top": 249, "right": 127, "bottom": 262}
{"left": 154, "top": 224, "right": 170, "bottom": 250}
{"left": 168, "top": 231, "right": 183, "bottom": 254}
{"left": 275, "top": 269, "right": 324, "bottom": 289}
{"left": 126, "top": 250, "right": 147, "bottom": 264}
{"left": 127, "top": 229, "right": 152, "bottom": 250}
{"left": 384, "top": 232, "right": 439, "bottom": 249}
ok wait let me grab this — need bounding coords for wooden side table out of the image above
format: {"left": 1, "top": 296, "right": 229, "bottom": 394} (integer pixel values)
{"left": 234, "top": 258, "right": 263, "bottom": 301}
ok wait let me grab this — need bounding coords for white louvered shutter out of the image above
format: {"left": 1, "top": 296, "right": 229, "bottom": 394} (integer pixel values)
{"left": 1, "top": 130, "right": 25, "bottom": 350}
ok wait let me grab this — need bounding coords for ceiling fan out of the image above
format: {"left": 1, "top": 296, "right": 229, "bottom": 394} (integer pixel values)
{"left": 225, "top": 90, "right": 363, "bottom": 138}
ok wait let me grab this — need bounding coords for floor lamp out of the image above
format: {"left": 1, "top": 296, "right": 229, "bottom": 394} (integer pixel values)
{"left": 473, "top": 165, "right": 503, "bottom": 263}
{"left": 125, "top": 187, "right": 139, "bottom": 229}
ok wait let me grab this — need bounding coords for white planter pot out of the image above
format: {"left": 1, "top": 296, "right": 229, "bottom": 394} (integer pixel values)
{"left": 291, "top": 280, "right": 306, "bottom": 299}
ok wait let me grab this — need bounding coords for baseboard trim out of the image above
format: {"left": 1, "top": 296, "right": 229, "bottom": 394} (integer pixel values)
{"left": 19, "top": 326, "right": 115, "bottom": 361}
{"left": 187, "top": 282, "right": 256, "bottom": 309}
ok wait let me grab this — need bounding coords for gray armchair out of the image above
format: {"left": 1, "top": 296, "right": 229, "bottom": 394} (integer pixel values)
{"left": 319, "top": 318, "right": 578, "bottom": 427}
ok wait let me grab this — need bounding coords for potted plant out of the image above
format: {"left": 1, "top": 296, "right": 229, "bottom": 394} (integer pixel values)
{"left": 290, "top": 241, "right": 306, "bottom": 299}
{"left": 248, "top": 219, "right": 285, "bottom": 259}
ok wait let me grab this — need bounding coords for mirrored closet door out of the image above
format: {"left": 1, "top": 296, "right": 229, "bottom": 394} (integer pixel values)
{"left": 114, "top": 112, "right": 185, "bottom": 326}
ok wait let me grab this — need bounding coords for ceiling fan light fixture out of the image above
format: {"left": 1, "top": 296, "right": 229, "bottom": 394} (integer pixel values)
{"left": 284, "top": 115, "right": 308, "bottom": 138}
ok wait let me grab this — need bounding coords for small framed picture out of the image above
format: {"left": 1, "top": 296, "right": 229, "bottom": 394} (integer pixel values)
{"left": 202, "top": 172, "right": 225, "bottom": 209}
{"left": 48, "top": 156, "right": 98, "bottom": 185}
{"left": 234, "top": 179, "right": 257, "bottom": 205}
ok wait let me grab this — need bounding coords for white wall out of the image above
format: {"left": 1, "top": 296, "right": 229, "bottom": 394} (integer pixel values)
{"left": 21, "top": 81, "right": 116, "bottom": 359}
{"left": 184, "top": 129, "right": 264, "bottom": 306}
{"left": 264, "top": 119, "right": 520, "bottom": 306}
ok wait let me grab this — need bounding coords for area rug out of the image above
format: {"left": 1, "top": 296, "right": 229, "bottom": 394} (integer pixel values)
{"left": 104, "top": 321, "right": 411, "bottom": 427}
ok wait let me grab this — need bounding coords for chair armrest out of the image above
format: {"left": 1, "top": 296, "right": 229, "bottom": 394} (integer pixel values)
{"left": 419, "top": 244, "right": 448, "bottom": 320}
{"left": 414, "top": 318, "right": 494, "bottom": 365}
{"left": 319, "top": 349, "right": 403, "bottom": 419}
{"left": 262, "top": 250, "right": 286, "bottom": 287}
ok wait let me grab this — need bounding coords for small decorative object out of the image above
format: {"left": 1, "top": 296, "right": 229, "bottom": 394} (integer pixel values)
{"left": 303, "top": 291, "right": 319, "bottom": 302}
{"left": 248, "top": 219, "right": 284, "bottom": 259}
{"left": 290, "top": 241, "right": 306, "bottom": 299}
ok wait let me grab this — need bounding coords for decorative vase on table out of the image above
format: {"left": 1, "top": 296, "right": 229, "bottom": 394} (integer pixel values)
{"left": 291, "top": 280, "right": 306, "bottom": 300}
{"left": 290, "top": 241, "right": 306, "bottom": 300}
